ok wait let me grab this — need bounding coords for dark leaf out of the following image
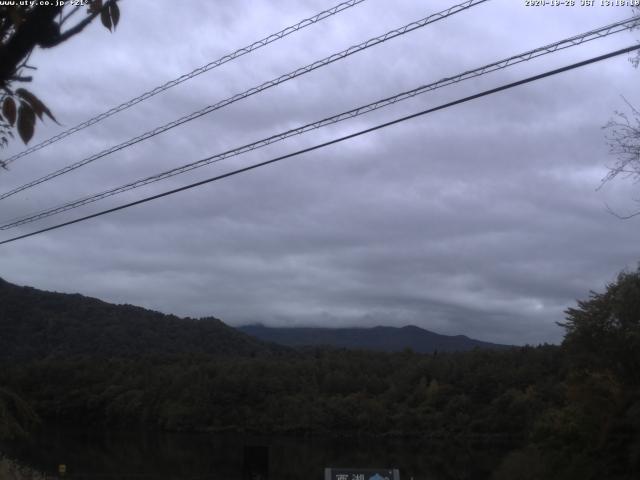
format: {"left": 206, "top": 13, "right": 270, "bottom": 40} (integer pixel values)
{"left": 3, "top": 97, "right": 17, "bottom": 126}
{"left": 109, "top": 2, "right": 120, "bottom": 29}
{"left": 17, "top": 102, "right": 35, "bottom": 144}
{"left": 88, "top": 0, "right": 103, "bottom": 14}
{"left": 101, "top": 6, "right": 112, "bottom": 31}
{"left": 15, "top": 88, "right": 58, "bottom": 124}
{"left": 8, "top": 7, "right": 25, "bottom": 27}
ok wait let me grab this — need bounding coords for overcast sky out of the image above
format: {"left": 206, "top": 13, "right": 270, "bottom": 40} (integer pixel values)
{"left": 1, "top": 0, "right": 639, "bottom": 345}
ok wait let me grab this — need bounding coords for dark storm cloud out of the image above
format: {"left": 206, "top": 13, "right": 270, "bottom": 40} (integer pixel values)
{"left": 2, "top": 0, "right": 640, "bottom": 345}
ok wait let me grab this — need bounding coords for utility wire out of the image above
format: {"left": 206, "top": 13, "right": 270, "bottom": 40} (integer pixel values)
{"left": 0, "top": 0, "right": 367, "bottom": 166}
{"left": 0, "top": 0, "right": 489, "bottom": 201}
{"left": 1, "top": 44, "right": 637, "bottom": 247}
{"left": 2, "top": 17, "right": 638, "bottom": 230}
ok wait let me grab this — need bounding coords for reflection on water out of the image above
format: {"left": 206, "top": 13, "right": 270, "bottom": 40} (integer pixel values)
{"left": 2, "top": 427, "right": 512, "bottom": 479}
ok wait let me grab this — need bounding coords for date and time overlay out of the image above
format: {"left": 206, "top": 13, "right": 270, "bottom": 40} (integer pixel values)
{"left": 0, "top": 0, "right": 638, "bottom": 7}
{"left": 525, "top": 0, "right": 639, "bottom": 6}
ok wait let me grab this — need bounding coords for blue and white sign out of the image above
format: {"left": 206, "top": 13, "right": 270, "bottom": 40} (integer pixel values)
{"left": 324, "top": 468, "right": 400, "bottom": 480}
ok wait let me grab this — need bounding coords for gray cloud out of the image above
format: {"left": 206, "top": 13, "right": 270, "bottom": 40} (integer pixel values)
{"left": 1, "top": 0, "right": 640, "bottom": 345}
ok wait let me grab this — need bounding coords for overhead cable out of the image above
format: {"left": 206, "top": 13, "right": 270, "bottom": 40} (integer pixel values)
{"left": 2, "top": 17, "right": 638, "bottom": 230}
{"left": 0, "top": 0, "right": 368, "bottom": 166}
{"left": 0, "top": 0, "right": 490, "bottom": 201}
{"left": 1, "top": 44, "right": 638, "bottom": 246}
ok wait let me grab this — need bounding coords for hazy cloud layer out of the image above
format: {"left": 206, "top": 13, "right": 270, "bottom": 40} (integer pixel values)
{"left": 1, "top": 0, "right": 639, "bottom": 344}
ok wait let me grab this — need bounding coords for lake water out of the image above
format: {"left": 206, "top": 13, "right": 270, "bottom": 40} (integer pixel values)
{"left": 2, "top": 427, "right": 513, "bottom": 479}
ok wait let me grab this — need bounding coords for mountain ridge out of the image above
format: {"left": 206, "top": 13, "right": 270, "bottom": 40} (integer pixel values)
{"left": 237, "top": 323, "right": 512, "bottom": 353}
{"left": 0, "top": 276, "right": 510, "bottom": 360}
{"left": 0, "top": 277, "right": 280, "bottom": 360}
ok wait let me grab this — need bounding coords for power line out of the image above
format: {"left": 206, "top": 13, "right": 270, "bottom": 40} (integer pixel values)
{"left": 0, "top": 0, "right": 490, "bottom": 201}
{"left": 3, "top": 16, "right": 638, "bottom": 230}
{"left": 1, "top": 44, "right": 637, "bottom": 247}
{"left": 0, "top": 0, "right": 367, "bottom": 166}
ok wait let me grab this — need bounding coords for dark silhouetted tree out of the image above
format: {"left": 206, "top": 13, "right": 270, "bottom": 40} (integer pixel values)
{"left": 0, "top": 0, "right": 121, "bottom": 158}
{"left": 561, "top": 266, "right": 640, "bottom": 384}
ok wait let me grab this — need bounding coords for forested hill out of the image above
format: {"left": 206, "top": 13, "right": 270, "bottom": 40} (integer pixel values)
{"left": 238, "top": 324, "right": 511, "bottom": 353}
{"left": 0, "top": 277, "right": 279, "bottom": 360}
{"left": 2, "top": 269, "right": 639, "bottom": 477}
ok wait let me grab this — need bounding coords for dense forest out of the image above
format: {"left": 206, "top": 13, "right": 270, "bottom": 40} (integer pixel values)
{"left": 1, "top": 267, "right": 639, "bottom": 479}
{"left": 0, "top": 277, "right": 281, "bottom": 360}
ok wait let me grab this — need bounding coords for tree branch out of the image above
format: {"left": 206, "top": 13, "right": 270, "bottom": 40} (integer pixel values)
{"left": 59, "top": 5, "right": 82, "bottom": 26}
{"left": 605, "top": 203, "right": 640, "bottom": 220}
{"left": 52, "top": 0, "right": 118, "bottom": 47}
{"left": 0, "top": 6, "right": 63, "bottom": 83}
{"left": 9, "top": 75, "right": 32, "bottom": 82}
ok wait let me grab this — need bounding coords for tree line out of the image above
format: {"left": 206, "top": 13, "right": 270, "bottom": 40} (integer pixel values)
{"left": 1, "top": 267, "right": 639, "bottom": 479}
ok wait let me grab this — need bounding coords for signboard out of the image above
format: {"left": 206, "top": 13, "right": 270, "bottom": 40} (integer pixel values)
{"left": 324, "top": 468, "right": 400, "bottom": 480}
{"left": 243, "top": 445, "right": 269, "bottom": 480}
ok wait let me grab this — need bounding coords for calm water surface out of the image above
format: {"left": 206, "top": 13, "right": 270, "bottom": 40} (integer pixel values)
{"left": 3, "top": 427, "right": 512, "bottom": 479}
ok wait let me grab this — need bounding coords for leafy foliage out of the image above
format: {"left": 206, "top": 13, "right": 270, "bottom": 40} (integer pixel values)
{"left": 0, "top": 347, "right": 563, "bottom": 438}
{"left": 521, "top": 266, "right": 640, "bottom": 479}
{"left": 0, "top": 455, "right": 47, "bottom": 480}
{"left": 0, "top": 387, "right": 39, "bottom": 442}
{"left": 562, "top": 266, "right": 640, "bottom": 384}
{"left": 1, "top": 269, "right": 640, "bottom": 478}
{"left": 0, "top": 1, "right": 120, "bottom": 152}
{"left": 0, "top": 277, "right": 279, "bottom": 360}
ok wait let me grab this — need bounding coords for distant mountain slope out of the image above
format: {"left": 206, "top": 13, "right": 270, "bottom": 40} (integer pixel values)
{"left": 0, "top": 278, "right": 278, "bottom": 361}
{"left": 238, "top": 324, "right": 511, "bottom": 353}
